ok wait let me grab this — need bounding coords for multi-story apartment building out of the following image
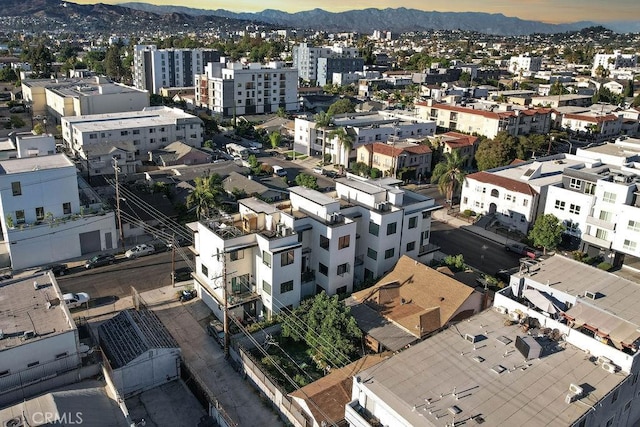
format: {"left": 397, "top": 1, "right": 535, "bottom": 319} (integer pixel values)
{"left": 21, "top": 76, "right": 149, "bottom": 123}
{"left": 0, "top": 154, "right": 117, "bottom": 269}
{"left": 195, "top": 60, "right": 298, "bottom": 117}
{"left": 316, "top": 57, "right": 365, "bottom": 87}
{"left": 460, "top": 154, "right": 587, "bottom": 234}
{"left": 294, "top": 111, "right": 436, "bottom": 166}
{"left": 133, "top": 44, "right": 221, "bottom": 94}
{"left": 415, "top": 100, "right": 552, "bottom": 139}
{"left": 190, "top": 177, "right": 439, "bottom": 321}
{"left": 292, "top": 42, "right": 360, "bottom": 83}
{"left": 437, "top": 131, "right": 479, "bottom": 169}
{"left": 558, "top": 112, "right": 623, "bottom": 143}
{"left": 61, "top": 106, "right": 203, "bottom": 159}
{"left": 346, "top": 255, "right": 640, "bottom": 427}
{"left": 509, "top": 53, "right": 542, "bottom": 74}
{"left": 356, "top": 141, "right": 432, "bottom": 180}
{"left": 592, "top": 50, "right": 638, "bottom": 77}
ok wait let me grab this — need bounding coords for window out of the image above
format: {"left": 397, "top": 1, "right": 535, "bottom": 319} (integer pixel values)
{"left": 262, "top": 280, "right": 271, "bottom": 296}
{"left": 262, "top": 251, "right": 272, "bottom": 267}
{"left": 133, "top": 129, "right": 140, "bottom": 135}
{"left": 120, "top": 130, "right": 129, "bottom": 136}
{"left": 35, "top": 207, "right": 44, "bottom": 220}
{"left": 569, "top": 204, "right": 581, "bottom": 214}
{"left": 595, "top": 228, "right": 609, "bottom": 240}
{"left": 569, "top": 178, "right": 581, "bottom": 189}
{"left": 408, "top": 216, "right": 417, "bottom": 229}
{"left": 599, "top": 211, "right": 613, "bottom": 222}
{"left": 338, "top": 235, "right": 350, "bottom": 249}
{"left": 385, "top": 248, "right": 395, "bottom": 259}
{"left": 89, "top": 133, "right": 97, "bottom": 139}
{"left": 554, "top": 200, "right": 565, "bottom": 210}
{"left": 612, "top": 389, "right": 619, "bottom": 403}
{"left": 387, "top": 222, "right": 397, "bottom": 235}
{"left": 201, "top": 264, "right": 208, "bottom": 278}
{"left": 15, "top": 210, "right": 25, "bottom": 224}
{"left": 625, "top": 401, "right": 632, "bottom": 411}
{"left": 281, "top": 250, "right": 294, "bottom": 266}
{"left": 491, "top": 189, "right": 499, "bottom": 197}
{"left": 367, "top": 248, "right": 377, "bottom": 260}
{"left": 320, "top": 235, "right": 330, "bottom": 250}
{"left": 336, "top": 285, "right": 347, "bottom": 295}
{"left": 318, "top": 263, "right": 328, "bottom": 276}
{"left": 369, "top": 221, "right": 379, "bottom": 236}
{"left": 63, "top": 202, "right": 71, "bottom": 214}
{"left": 406, "top": 241, "right": 416, "bottom": 252}
{"left": 628, "top": 220, "right": 640, "bottom": 232}
{"left": 27, "top": 361, "right": 39, "bottom": 368}
{"left": 55, "top": 352, "right": 68, "bottom": 359}
{"left": 337, "top": 263, "right": 350, "bottom": 276}
{"left": 230, "top": 250, "right": 243, "bottom": 261}
{"left": 605, "top": 417, "right": 614, "bottom": 427}
{"left": 523, "top": 199, "right": 529, "bottom": 207}
{"left": 584, "top": 182, "right": 596, "bottom": 195}
{"left": 603, "top": 191, "right": 617, "bottom": 203}
{"left": 623, "top": 240, "right": 637, "bottom": 251}
{"left": 280, "top": 280, "right": 293, "bottom": 294}
{"left": 148, "top": 128, "right": 155, "bottom": 133}
{"left": 11, "top": 181, "right": 21, "bottom": 196}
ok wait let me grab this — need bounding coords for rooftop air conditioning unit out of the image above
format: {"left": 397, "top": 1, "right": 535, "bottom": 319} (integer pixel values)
{"left": 494, "top": 306, "right": 508, "bottom": 315}
{"left": 569, "top": 383, "right": 584, "bottom": 396}
{"left": 584, "top": 291, "right": 597, "bottom": 300}
{"left": 602, "top": 362, "right": 619, "bottom": 374}
{"left": 565, "top": 393, "right": 579, "bottom": 404}
{"left": 509, "top": 311, "right": 521, "bottom": 322}
{"left": 597, "top": 356, "right": 611, "bottom": 365}
{"left": 464, "top": 333, "right": 478, "bottom": 343}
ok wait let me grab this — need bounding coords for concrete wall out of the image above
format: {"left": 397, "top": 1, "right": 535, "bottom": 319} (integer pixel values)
{"left": 111, "top": 348, "right": 181, "bottom": 397}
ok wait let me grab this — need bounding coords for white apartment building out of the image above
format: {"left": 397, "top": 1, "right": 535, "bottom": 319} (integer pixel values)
{"left": 133, "top": 44, "right": 221, "bottom": 94}
{"left": 559, "top": 112, "right": 623, "bottom": 143}
{"left": 21, "top": 76, "right": 149, "bottom": 122}
{"left": 592, "top": 50, "right": 638, "bottom": 77}
{"left": 346, "top": 255, "right": 640, "bottom": 427}
{"left": 292, "top": 42, "right": 360, "bottom": 83}
{"left": 461, "top": 154, "right": 587, "bottom": 234}
{"left": 509, "top": 53, "right": 542, "bottom": 74}
{"left": 294, "top": 111, "right": 436, "bottom": 166}
{"left": 195, "top": 60, "right": 298, "bottom": 117}
{"left": 191, "top": 177, "right": 439, "bottom": 321}
{"left": 0, "top": 154, "right": 117, "bottom": 270}
{"left": 61, "top": 106, "right": 203, "bottom": 159}
{"left": 415, "top": 100, "right": 552, "bottom": 139}
{"left": 0, "top": 272, "right": 82, "bottom": 406}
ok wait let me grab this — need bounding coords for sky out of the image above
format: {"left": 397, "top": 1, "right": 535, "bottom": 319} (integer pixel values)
{"left": 71, "top": 0, "right": 638, "bottom": 23}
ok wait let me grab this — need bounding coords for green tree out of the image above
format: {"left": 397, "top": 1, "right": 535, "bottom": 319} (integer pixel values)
{"left": 33, "top": 123, "right": 46, "bottom": 135}
{"left": 281, "top": 292, "right": 362, "bottom": 370}
{"left": 431, "top": 151, "right": 468, "bottom": 202}
{"left": 268, "top": 131, "right": 281, "bottom": 150}
{"left": 475, "top": 132, "right": 517, "bottom": 170}
{"left": 0, "top": 67, "right": 18, "bottom": 82}
{"left": 327, "top": 99, "right": 355, "bottom": 116}
{"left": 186, "top": 174, "right": 223, "bottom": 219}
{"left": 105, "top": 43, "right": 126, "bottom": 82}
{"left": 623, "top": 79, "right": 634, "bottom": 98}
{"left": 9, "top": 115, "right": 25, "bottom": 129}
{"left": 26, "top": 43, "right": 53, "bottom": 78}
{"left": 328, "top": 126, "right": 354, "bottom": 166}
{"left": 528, "top": 214, "right": 565, "bottom": 255}
{"left": 294, "top": 173, "right": 318, "bottom": 190}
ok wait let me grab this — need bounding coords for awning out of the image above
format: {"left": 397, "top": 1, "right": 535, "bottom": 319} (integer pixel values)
{"left": 565, "top": 302, "right": 640, "bottom": 349}
{"left": 523, "top": 288, "right": 558, "bottom": 314}
{"left": 272, "top": 243, "right": 302, "bottom": 254}
{"left": 294, "top": 223, "right": 313, "bottom": 233}
{"left": 224, "top": 242, "right": 258, "bottom": 252}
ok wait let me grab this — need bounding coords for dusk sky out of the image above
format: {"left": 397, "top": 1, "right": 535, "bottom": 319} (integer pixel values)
{"left": 70, "top": 0, "right": 638, "bottom": 24}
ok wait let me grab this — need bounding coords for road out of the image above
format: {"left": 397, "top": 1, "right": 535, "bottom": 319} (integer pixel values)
{"left": 430, "top": 220, "right": 522, "bottom": 275}
{"left": 57, "top": 251, "right": 190, "bottom": 308}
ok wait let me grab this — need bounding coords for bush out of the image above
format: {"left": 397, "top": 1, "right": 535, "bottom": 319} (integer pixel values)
{"left": 462, "top": 209, "right": 476, "bottom": 218}
{"left": 443, "top": 254, "right": 466, "bottom": 272}
{"left": 370, "top": 168, "right": 381, "bottom": 179}
{"left": 597, "top": 262, "right": 612, "bottom": 271}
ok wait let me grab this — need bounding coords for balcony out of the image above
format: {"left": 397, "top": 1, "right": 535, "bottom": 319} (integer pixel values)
{"left": 581, "top": 233, "right": 612, "bottom": 249}
{"left": 345, "top": 400, "right": 381, "bottom": 427}
{"left": 418, "top": 243, "right": 440, "bottom": 256}
{"left": 585, "top": 216, "right": 615, "bottom": 231}
{"left": 301, "top": 269, "right": 315, "bottom": 283}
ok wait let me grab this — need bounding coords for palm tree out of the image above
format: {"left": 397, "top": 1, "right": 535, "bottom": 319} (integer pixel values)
{"left": 314, "top": 111, "right": 333, "bottom": 164}
{"left": 186, "top": 174, "right": 223, "bottom": 219}
{"left": 431, "top": 151, "right": 468, "bottom": 204}
{"left": 328, "top": 126, "right": 354, "bottom": 167}
{"left": 268, "top": 131, "right": 281, "bottom": 150}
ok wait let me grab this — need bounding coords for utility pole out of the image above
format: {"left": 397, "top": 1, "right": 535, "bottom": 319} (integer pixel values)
{"left": 171, "top": 233, "right": 176, "bottom": 287}
{"left": 113, "top": 157, "right": 125, "bottom": 249}
{"left": 222, "top": 250, "right": 230, "bottom": 358}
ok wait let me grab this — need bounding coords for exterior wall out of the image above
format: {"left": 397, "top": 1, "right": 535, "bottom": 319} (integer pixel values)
{"left": 16, "top": 134, "right": 56, "bottom": 158}
{"left": 111, "top": 348, "right": 181, "bottom": 397}
{"left": 74, "top": 89, "right": 149, "bottom": 116}
{"left": 612, "top": 205, "right": 640, "bottom": 258}
{"left": 544, "top": 185, "right": 592, "bottom": 239}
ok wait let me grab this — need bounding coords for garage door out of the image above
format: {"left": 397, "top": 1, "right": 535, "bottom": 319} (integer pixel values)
{"left": 79, "top": 230, "right": 101, "bottom": 254}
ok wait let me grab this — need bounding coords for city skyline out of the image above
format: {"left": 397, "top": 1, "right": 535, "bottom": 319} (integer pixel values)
{"left": 70, "top": 0, "right": 639, "bottom": 24}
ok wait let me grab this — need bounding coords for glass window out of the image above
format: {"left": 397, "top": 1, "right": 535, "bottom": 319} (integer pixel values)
{"left": 599, "top": 211, "right": 613, "bottom": 222}
{"left": 584, "top": 182, "right": 596, "bottom": 195}
{"left": 318, "top": 263, "right": 328, "bottom": 276}
{"left": 230, "top": 250, "right": 244, "bottom": 261}
{"left": 262, "top": 280, "right": 271, "bottom": 295}
{"left": 35, "top": 207, "right": 44, "bottom": 220}
{"left": 554, "top": 200, "right": 565, "bottom": 210}
{"left": 201, "top": 264, "right": 208, "bottom": 278}
{"left": 15, "top": 210, "right": 25, "bottom": 224}
{"left": 262, "top": 251, "right": 272, "bottom": 267}
{"left": 337, "top": 263, "right": 349, "bottom": 276}
{"left": 408, "top": 216, "right": 417, "bottom": 229}
{"left": 63, "top": 202, "right": 71, "bottom": 214}
{"left": 623, "top": 240, "right": 637, "bottom": 251}
{"left": 280, "top": 280, "right": 293, "bottom": 294}
{"left": 369, "top": 221, "right": 379, "bottom": 236}
{"left": 569, "top": 204, "right": 580, "bottom": 214}
{"left": 367, "top": 248, "right": 377, "bottom": 260}
{"left": 11, "top": 182, "right": 21, "bottom": 196}
{"left": 595, "top": 228, "right": 609, "bottom": 240}
{"left": 569, "top": 178, "right": 581, "bottom": 189}
{"left": 338, "top": 235, "right": 350, "bottom": 249}
{"left": 603, "top": 191, "right": 616, "bottom": 203}
{"left": 320, "top": 235, "right": 330, "bottom": 250}
{"left": 628, "top": 220, "right": 640, "bottom": 232}
{"left": 385, "top": 248, "right": 395, "bottom": 259}
{"left": 281, "top": 250, "right": 294, "bottom": 266}
{"left": 406, "top": 241, "right": 416, "bottom": 252}
{"left": 387, "top": 222, "right": 397, "bottom": 235}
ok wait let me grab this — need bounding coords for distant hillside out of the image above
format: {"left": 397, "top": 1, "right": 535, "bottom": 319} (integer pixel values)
{"left": 120, "top": 3, "right": 614, "bottom": 35}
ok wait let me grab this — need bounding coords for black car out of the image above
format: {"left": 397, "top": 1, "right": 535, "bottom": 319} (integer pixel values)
{"left": 45, "top": 263, "right": 70, "bottom": 276}
{"left": 85, "top": 254, "right": 116, "bottom": 269}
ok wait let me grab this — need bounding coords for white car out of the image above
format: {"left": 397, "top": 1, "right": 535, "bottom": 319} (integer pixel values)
{"left": 312, "top": 167, "right": 325, "bottom": 175}
{"left": 63, "top": 292, "right": 90, "bottom": 309}
{"left": 125, "top": 244, "right": 155, "bottom": 259}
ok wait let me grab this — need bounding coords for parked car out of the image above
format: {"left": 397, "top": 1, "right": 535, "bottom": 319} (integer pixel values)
{"left": 85, "top": 253, "right": 116, "bottom": 269}
{"left": 312, "top": 167, "right": 325, "bottom": 175}
{"left": 62, "top": 292, "right": 90, "bottom": 309}
{"left": 272, "top": 165, "right": 287, "bottom": 177}
{"left": 206, "top": 319, "right": 225, "bottom": 347}
{"left": 495, "top": 266, "right": 520, "bottom": 283}
{"left": 505, "top": 242, "right": 541, "bottom": 259}
{"left": 125, "top": 244, "right": 155, "bottom": 259}
{"left": 9, "top": 105, "right": 25, "bottom": 113}
{"left": 43, "top": 263, "right": 70, "bottom": 276}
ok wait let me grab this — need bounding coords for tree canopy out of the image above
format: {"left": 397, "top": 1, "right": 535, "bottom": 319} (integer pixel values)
{"left": 431, "top": 150, "right": 468, "bottom": 201}
{"left": 281, "top": 292, "right": 362, "bottom": 370}
{"left": 474, "top": 132, "right": 517, "bottom": 170}
{"left": 294, "top": 173, "right": 318, "bottom": 190}
{"left": 186, "top": 174, "right": 223, "bottom": 219}
{"left": 327, "top": 98, "right": 356, "bottom": 116}
{"left": 528, "top": 214, "right": 565, "bottom": 254}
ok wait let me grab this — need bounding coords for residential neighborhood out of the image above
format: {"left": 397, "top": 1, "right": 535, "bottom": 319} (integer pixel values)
{"left": 1, "top": 1, "right": 640, "bottom": 426}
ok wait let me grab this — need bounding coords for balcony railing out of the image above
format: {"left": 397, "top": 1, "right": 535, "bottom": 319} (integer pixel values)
{"left": 585, "top": 216, "right": 615, "bottom": 231}
{"left": 301, "top": 269, "right": 315, "bottom": 283}
{"left": 581, "top": 233, "right": 612, "bottom": 249}
{"left": 345, "top": 400, "right": 381, "bottom": 427}
{"left": 418, "top": 243, "right": 440, "bottom": 255}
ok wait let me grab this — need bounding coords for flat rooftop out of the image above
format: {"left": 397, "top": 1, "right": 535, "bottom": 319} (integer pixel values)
{"left": 0, "top": 153, "right": 74, "bottom": 175}
{"left": 290, "top": 185, "right": 337, "bottom": 206}
{"left": 66, "top": 107, "right": 198, "bottom": 133}
{"left": 0, "top": 272, "right": 75, "bottom": 351}
{"left": 336, "top": 177, "right": 388, "bottom": 196}
{"left": 356, "top": 308, "right": 624, "bottom": 426}
{"left": 493, "top": 155, "right": 586, "bottom": 189}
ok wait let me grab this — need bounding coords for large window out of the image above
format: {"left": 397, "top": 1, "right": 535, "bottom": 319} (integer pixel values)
{"left": 599, "top": 211, "right": 613, "bottom": 222}
{"left": 318, "top": 263, "right": 328, "bottom": 276}
{"left": 584, "top": 182, "right": 596, "bottom": 195}
{"left": 11, "top": 182, "right": 21, "bottom": 196}
{"left": 369, "top": 221, "right": 379, "bottom": 236}
{"left": 408, "top": 216, "right": 417, "bottom": 229}
{"left": 230, "top": 250, "right": 244, "bottom": 261}
{"left": 367, "top": 248, "right": 377, "bottom": 260}
{"left": 338, "top": 235, "right": 350, "bottom": 249}
{"left": 595, "top": 228, "right": 609, "bottom": 240}
{"left": 385, "top": 248, "right": 395, "bottom": 259}
{"left": 320, "top": 235, "right": 330, "bottom": 250}
{"left": 35, "top": 207, "right": 44, "bottom": 221}
{"left": 628, "top": 220, "right": 640, "bottom": 232}
{"left": 337, "top": 263, "right": 350, "bottom": 276}
{"left": 603, "top": 191, "right": 617, "bottom": 203}
{"left": 63, "top": 202, "right": 71, "bottom": 215}
{"left": 281, "top": 250, "right": 294, "bottom": 266}
{"left": 623, "top": 240, "right": 637, "bottom": 251}
{"left": 387, "top": 222, "right": 397, "bottom": 235}
{"left": 15, "top": 210, "right": 25, "bottom": 224}
{"left": 262, "top": 280, "right": 271, "bottom": 296}
{"left": 280, "top": 280, "right": 293, "bottom": 294}
{"left": 262, "top": 250, "right": 272, "bottom": 268}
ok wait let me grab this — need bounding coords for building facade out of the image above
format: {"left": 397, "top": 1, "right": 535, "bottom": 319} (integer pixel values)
{"left": 316, "top": 57, "right": 365, "bottom": 87}
{"left": 292, "top": 42, "right": 360, "bottom": 83}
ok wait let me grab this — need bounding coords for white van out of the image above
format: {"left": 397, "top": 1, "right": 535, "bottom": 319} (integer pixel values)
{"left": 272, "top": 165, "right": 287, "bottom": 177}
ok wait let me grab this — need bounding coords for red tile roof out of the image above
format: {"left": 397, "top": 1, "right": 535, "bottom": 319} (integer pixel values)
{"left": 371, "top": 143, "right": 431, "bottom": 157}
{"left": 466, "top": 171, "right": 537, "bottom": 196}
{"left": 441, "top": 131, "right": 478, "bottom": 148}
{"left": 563, "top": 113, "right": 619, "bottom": 124}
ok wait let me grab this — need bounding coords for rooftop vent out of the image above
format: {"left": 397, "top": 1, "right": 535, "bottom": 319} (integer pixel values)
{"left": 602, "top": 362, "right": 619, "bottom": 374}
{"left": 584, "top": 291, "right": 598, "bottom": 300}
{"left": 569, "top": 383, "right": 584, "bottom": 396}
{"left": 491, "top": 365, "right": 507, "bottom": 374}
